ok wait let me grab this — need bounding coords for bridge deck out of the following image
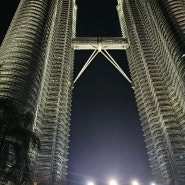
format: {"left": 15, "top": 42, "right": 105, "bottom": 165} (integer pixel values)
{"left": 72, "top": 37, "right": 128, "bottom": 50}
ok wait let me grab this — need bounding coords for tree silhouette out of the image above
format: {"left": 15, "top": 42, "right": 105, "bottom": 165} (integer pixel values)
{"left": 0, "top": 99, "right": 40, "bottom": 184}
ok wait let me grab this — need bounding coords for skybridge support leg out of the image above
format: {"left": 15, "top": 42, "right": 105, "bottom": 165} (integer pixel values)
{"left": 101, "top": 49, "right": 131, "bottom": 83}
{"left": 74, "top": 49, "right": 99, "bottom": 84}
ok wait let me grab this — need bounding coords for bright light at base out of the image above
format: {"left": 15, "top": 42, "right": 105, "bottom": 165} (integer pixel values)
{"left": 109, "top": 179, "right": 118, "bottom": 185}
{"left": 132, "top": 180, "right": 139, "bottom": 185}
{"left": 150, "top": 183, "right": 156, "bottom": 185}
{"left": 87, "top": 181, "right": 95, "bottom": 185}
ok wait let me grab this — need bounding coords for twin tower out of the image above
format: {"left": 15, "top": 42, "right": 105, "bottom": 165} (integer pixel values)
{"left": 0, "top": 0, "right": 185, "bottom": 185}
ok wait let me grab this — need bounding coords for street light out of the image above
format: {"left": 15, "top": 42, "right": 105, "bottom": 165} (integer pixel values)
{"left": 87, "top": 181, "right": 95, "bottom": 185}
{"left": 150, "top": 183, "right": 156, "bottom": 185}
{"left": 109, "top": 179, "right": 118, "bottom": 185}
{"left": 132, "top": 180, "right": 139, "bottom": 185}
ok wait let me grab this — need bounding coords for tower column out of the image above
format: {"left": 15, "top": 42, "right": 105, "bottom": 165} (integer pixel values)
{"left": 0, "top": 0, "right": 52, "bottom": 113}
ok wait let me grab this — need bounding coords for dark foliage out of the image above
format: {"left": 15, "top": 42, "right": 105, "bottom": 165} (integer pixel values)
{"left": 0, "top": 99, "right": 41, "bottom": 184}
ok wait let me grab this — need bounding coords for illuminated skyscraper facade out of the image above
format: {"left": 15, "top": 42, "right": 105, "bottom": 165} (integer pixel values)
{"left": 117, "top": 0, "right": 185, "bottom": 184}
{"left": 33, "top": 0, "right": 77, "bottom": 184}
{"left": 0, "top": 0, "right": 77, "bottom": 184}
{"left": 0, "top": 0, "right": 185, "bottom": 185}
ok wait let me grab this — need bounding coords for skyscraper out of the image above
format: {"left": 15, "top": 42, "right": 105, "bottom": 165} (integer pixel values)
{"left": 0, "top": 0, "right": 185, "bottom": 185}
{"left": 117, "top": 0, "right": 185, "bottom": 184}
{"left": 0, "top": 0, "right": 77, "bottom": 184}
{"left": 33, "top": 0, "right": 77, "bottom": 184}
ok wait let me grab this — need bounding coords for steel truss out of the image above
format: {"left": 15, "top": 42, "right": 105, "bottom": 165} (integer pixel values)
{"left": 72, "top": 37, "right": 131, "bottom": 84}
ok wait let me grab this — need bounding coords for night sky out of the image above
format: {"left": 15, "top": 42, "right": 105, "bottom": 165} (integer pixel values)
{"left": 0, "top": 0, "right": 152, "bottom": 184}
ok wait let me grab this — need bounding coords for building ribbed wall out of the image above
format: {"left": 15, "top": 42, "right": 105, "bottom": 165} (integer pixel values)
{"left": 117, "top": 0, "right": 185, "bottom": 184}
{"left": 145, "top": 1, "right": 185, "bottom": 183}
{"left": 0, "top": 0, "right": 76, "bottom": 184}
{"left": 0, "top": 0, "right": 52, "bottom": 113}
{"left": 1, "top": 0, "right": 185, "bottom": 184}
{"left": 117, "top": 1, "right": 127, "bottom": 38}
{"left": 34, "top": 0, "right": 76, "bottom": 184}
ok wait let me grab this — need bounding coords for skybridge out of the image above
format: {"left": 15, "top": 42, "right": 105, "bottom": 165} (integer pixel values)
{"left": 72, "top": 37, "right": 131, "bottom": 84}
{"left": 72, "top": 37, "right": 129, "bottom": 50}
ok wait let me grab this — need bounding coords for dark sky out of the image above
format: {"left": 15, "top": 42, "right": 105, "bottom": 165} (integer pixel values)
{"left": 0, "top": 0, "right": 152, "bottom": 184}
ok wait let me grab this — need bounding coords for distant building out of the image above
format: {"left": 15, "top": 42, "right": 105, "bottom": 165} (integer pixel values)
{"left": 117, "top": 0, "right": 185, "bottom": 184}
{"left": 0, "top": 0, "right": 185, "bottom": 185}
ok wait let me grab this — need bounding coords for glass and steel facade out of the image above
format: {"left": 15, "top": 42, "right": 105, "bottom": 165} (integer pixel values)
{"left": 117, "top": 0, "right": 185, "bottom": 184}
{"left": 34, "top": 0, "right": 76, "bottom": 183}
{"left": 1, "top": 0, "right": 185, "bottom": 184}
{"left": 0, "top": 0, "right": 77, "bottom": 184}
{"left": 0, "top": 0, "right": 52, "bottom": 113}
